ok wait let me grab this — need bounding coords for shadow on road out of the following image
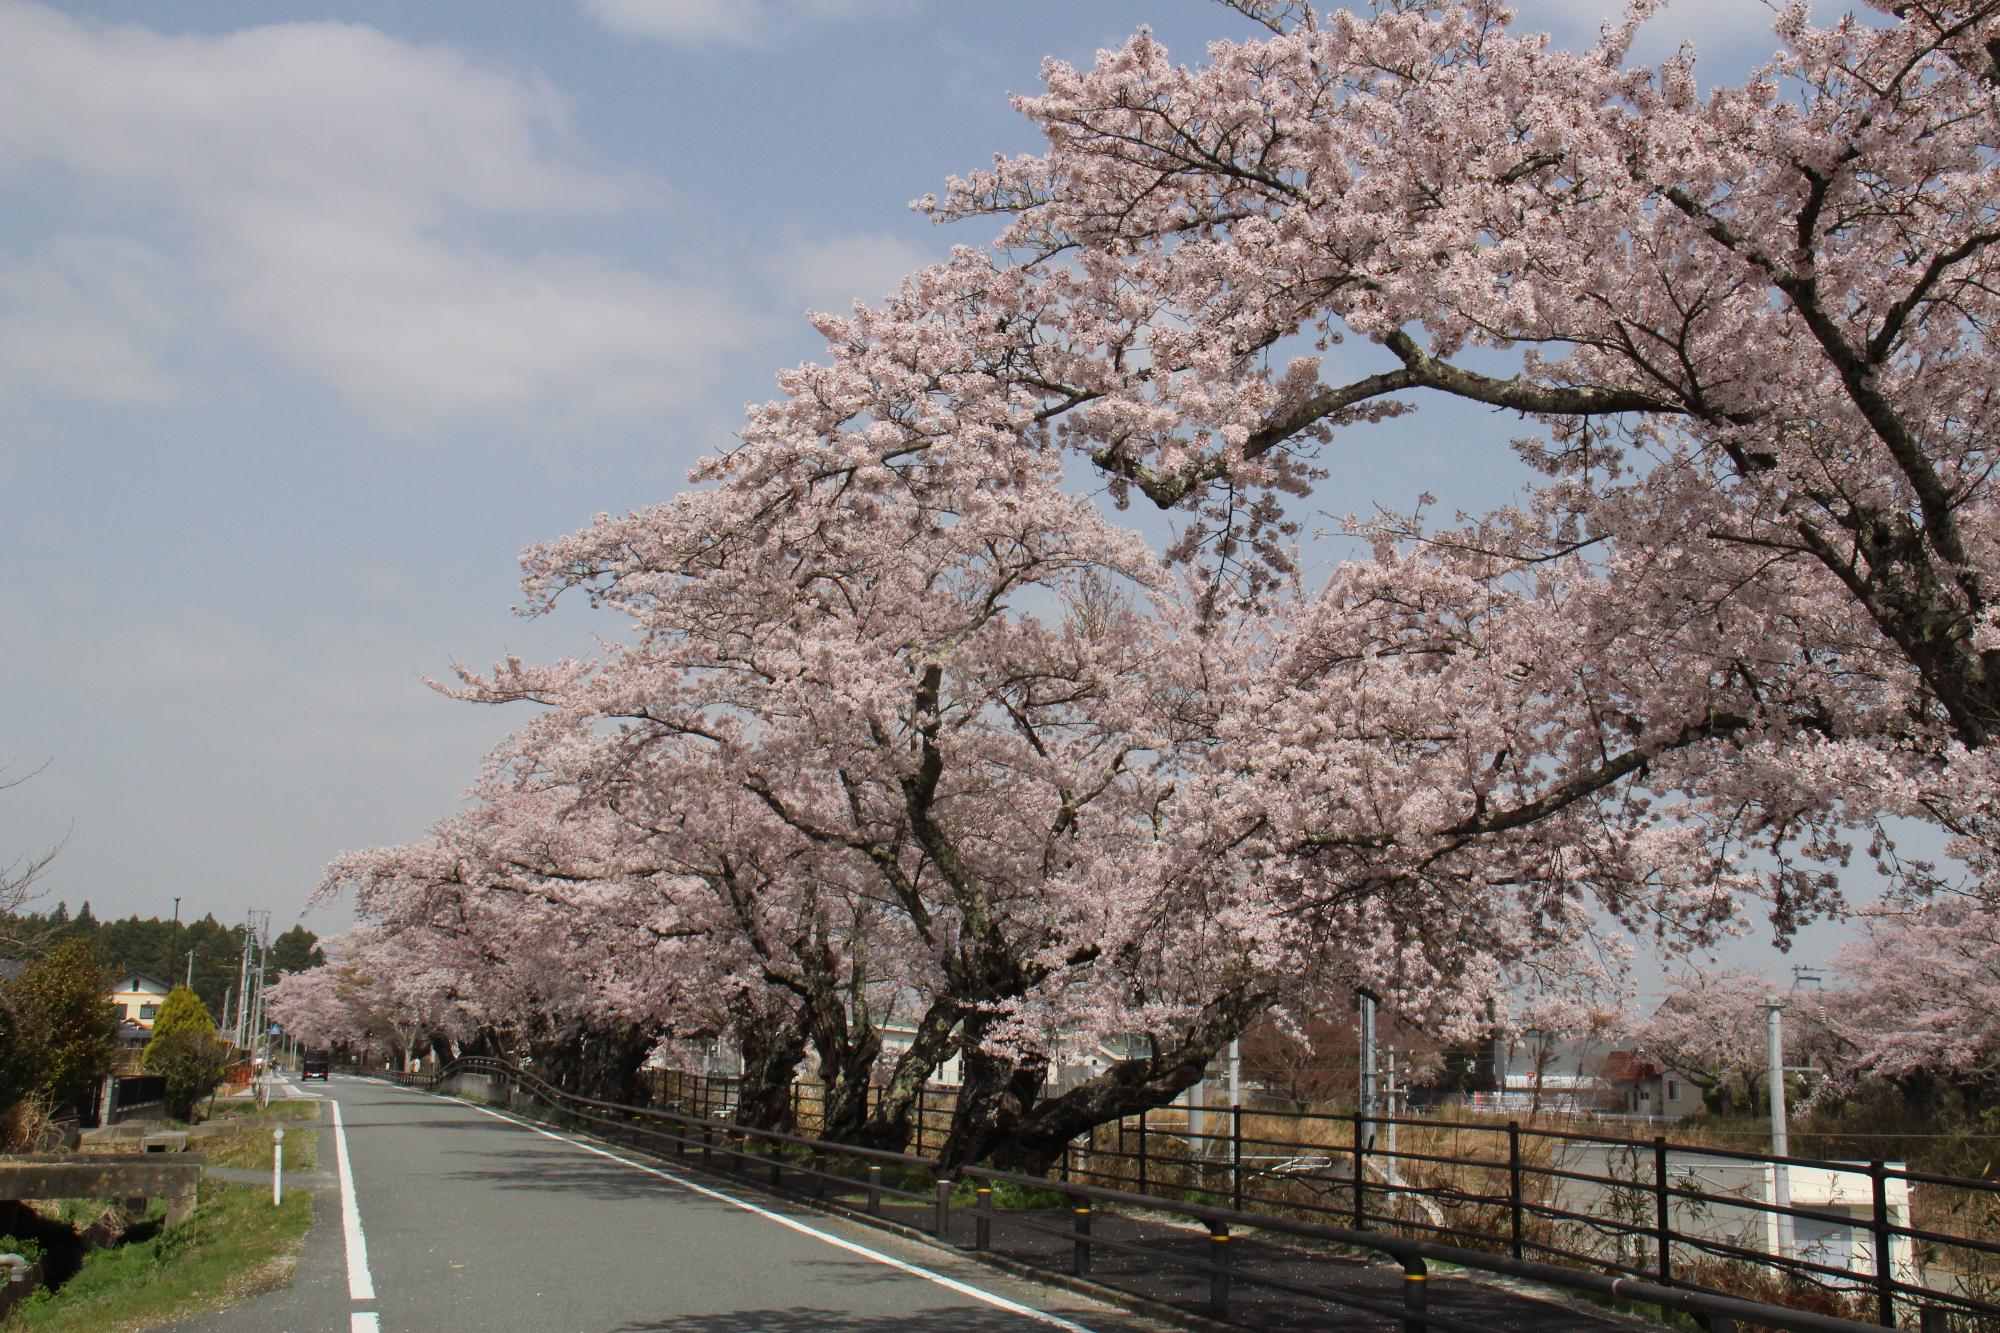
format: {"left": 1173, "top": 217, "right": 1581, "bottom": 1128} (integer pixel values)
{"left": 426, "top": 1147, "right": 700, "bottom": 1202}
{"left": 612, "top": 1309, "right": 1072, "bottom": 1331}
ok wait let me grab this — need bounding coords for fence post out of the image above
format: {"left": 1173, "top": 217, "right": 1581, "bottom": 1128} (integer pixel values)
{"left": 1061, "top": 1138, "right": 1071, "bottom": 1184}
{"left": 1071, "top": 1195, "right": 1093, "bottom": 1277}
{"left": 1207, "top": 1220, "right": 1231, "bottom": 1317}
{"left": 1231, "top": 1105, "right": 1244, "bottom": 1213}
{"left": 867, "top": 1163, "right": 882, "bottom": 1215}
{"left": 975, "top": 1185, "right": 992, "bottom": 1251}
{"left": 1352, "top": 1112, "right": 1368, "bottom": 1230}
{"left": 1401, "top": 1253, "right": 1428, "bottom": 1333}
{"left": 1871, "top": 1160, "right": 1896, "bottom": 1328}
{"left": 1508, "top": 1121, "right": 1525, "bottom": 1261}
{"left": 1138, "top": 1108, "right": 1150, "bottom": 1196}
{"left": 1654, "top": 1135, "right": 1673, "bottom": 1287}
{"left": 935, "top": 1178, "right": 952, "bottom": 1239}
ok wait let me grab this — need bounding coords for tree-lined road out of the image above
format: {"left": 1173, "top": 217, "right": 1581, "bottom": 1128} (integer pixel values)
{"left": 169, "top": 1077, "right": 1154, "bottom": 1333}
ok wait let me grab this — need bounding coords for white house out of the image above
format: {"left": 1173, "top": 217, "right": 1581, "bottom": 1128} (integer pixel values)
{"left": 107, "top": 973, "right": 172, "bottom": 1030}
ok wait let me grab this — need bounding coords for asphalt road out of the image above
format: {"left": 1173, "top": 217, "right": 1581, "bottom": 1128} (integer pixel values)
{"left": 165, "top": 1075, "right": 1159, "bottom": 1333}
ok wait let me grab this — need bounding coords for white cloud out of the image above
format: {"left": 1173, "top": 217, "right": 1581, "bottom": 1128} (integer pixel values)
{"left": 763, "top": 230, "right": 936, "bottom": 316}
{"left": 580, "top": 0, "right": 914, "bottom": 49}
{"left": 0, "top": 2, "right": 758, "bottom": 429}
{"left": 0, "top": 235, "right": 185, "bottom": 403}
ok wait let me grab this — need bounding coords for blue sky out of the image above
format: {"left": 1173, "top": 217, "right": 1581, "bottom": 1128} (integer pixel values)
{"left": 1, "top": 0, "right": 1875, "bottom": 989}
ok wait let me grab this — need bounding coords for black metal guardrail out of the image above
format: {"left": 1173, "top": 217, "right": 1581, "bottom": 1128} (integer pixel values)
{"left": 342, "top": 1058, "right": 1962, "bottom": 1333}
{"left": 659, "top": 1067, "right": 1998, "bottom": 1331}
{"left": 1043, "top": 1101, "right": 2000, "bottom": 1332}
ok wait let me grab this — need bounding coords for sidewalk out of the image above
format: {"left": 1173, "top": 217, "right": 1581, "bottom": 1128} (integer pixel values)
{"left": 871, "top": 1195, "right": 1659, "bottom": 1332}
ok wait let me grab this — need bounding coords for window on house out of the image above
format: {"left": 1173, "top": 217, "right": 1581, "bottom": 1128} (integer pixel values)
{"left": 1667, "top": 1079, "right": 1680, "bottom": 1101}
{"left": 140, "top": 1004, "right": 159, "bottom": 1021}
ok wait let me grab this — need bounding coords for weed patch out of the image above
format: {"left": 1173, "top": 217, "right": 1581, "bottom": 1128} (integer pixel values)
{"left": 3, "top": 1181, "right": 311, "bottom": 1332}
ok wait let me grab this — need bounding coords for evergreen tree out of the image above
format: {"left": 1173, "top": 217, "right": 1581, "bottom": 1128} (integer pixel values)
{"left": 4, "top": 937, "right": 117, "bottom": 1118}
{"left": 144, "top": 985, "right": 218, "bottom": 1052}
{"left": 269, "top": 925, "right": 323, "bottom": 976}
{"left": 144, "top": 985, "right": 227, "bottom": 1118}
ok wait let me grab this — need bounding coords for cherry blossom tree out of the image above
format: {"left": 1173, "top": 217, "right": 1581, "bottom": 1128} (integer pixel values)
{"left": 1825, "top": 891, "right": 2000, "bottom": 1096}
{"left": 1632, "top": 968, "right": 1777, "bottom": 1115}
{"left": 908, "top": 0, "right": 2000, "bottom": 916}
{"left": 312, "top": 0, "right": 2000, "bottom": 1170}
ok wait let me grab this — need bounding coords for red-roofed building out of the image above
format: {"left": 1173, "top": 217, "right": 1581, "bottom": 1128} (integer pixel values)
{"left": 1603, "top": 1050, "right": 1698, "bottom": 1120}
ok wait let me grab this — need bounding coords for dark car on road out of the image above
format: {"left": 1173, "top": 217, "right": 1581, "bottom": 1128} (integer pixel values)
{"left": 301, "top": 1050, "right": 331, "bottom": 1081}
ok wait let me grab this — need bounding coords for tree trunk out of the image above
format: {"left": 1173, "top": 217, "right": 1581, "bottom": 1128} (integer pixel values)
{"left": 852, "top": 996, "right": 962, "bottom": 1152}
{"left": 734, "top": 1012, "right": 809, "bottom": 1131}
{"left": 935, "top": 1034, "right": 1047, "bottom": 1173}
{"left": 814, "top": 1024, "right": 882, "bottom": 1143}
{"left": 978, "top": 988, "right": 1270, "bottom": 1175}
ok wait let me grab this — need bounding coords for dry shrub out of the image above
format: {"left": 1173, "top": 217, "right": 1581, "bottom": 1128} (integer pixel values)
{"left": 0, "top": 1090, "right": 58, "bottom": 1154}
{"left": 1677, "top": 1256, "right": 1873, "bottom": 1332}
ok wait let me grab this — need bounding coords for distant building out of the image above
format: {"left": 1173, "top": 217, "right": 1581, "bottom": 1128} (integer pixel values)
{"left": 876, "top": 1022, "right": 965, "bottom": 1086}
{"left": 1603, "top": 1049, "right": 1700, "bottom": 1121}
{"left": 108, "top": 973, "right": 172, "bottom": 1030}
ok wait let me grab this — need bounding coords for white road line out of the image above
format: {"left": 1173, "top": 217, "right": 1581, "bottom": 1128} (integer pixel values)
{"left": 350, "top": 1315, "right": 380, "bottom": 1333}
{"left": 330, "top": 1096, "right": 376, "bottom": 1301}
{"left": 456, "top": 1099, "right": 1097, "bottom": 1332}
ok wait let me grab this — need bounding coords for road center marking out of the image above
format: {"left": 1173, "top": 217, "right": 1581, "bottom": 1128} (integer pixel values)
{"left": 454, "top": 1098, "right": 1096, "bottom": 1332}
{"left": 330, "top": 1093, "right": 376, "bottom": 1302}
{"left": 351, "top": 1315, "right": 380, "bottom": 1333}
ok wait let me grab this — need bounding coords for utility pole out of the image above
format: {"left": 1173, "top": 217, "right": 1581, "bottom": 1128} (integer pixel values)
{"left": 233, "top": 925, "right": 252, "bottom": 1047}
{"left": 167, "top": 896, "right": 181, "bottom": 982}
{"left": 1385, "top": 1045, "right": 1400, "bottom": 1188}
{"left": 1766, "top": 997, "right": 1793, "bottom": 1258}
{"left": 1358, "top": 988, "right": 1379, "bottom": 1150}
{"left": 235, "top": 912, "right": 267, "bottom": 1049}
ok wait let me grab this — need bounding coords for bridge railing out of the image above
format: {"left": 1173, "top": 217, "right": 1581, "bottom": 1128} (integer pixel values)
{"left": 351, "top": 1058, "right": 1948, "bottom": 1333}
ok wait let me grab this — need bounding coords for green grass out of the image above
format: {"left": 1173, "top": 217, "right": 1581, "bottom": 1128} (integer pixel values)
{"left": 195, "top": 1102, "right": 322, "bottom": 1172}
{"left": 207, "top": 1100, "right": 323, "bottom": 1124}
{"left": 950, "top": 1178, "right": 1072, "bottom": 1211}
{"left": 2, "top": 1182, "right": 312, "bottom": 1333}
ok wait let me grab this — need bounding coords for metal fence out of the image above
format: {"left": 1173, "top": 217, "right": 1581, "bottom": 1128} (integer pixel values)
{"left": 370, "top": 1057, "right": 1987, "bottom": 1333}
{"left": 1057, "top": 1101, "right": 2000, "bottom": 1330}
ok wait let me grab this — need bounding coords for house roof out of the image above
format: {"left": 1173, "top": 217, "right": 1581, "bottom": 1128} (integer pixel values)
{"left": 111, "top": 972, "right": 172, "bottom": 994}
{"left": 1603, "top": 1050, "right": 1665, "bottom": 1083}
